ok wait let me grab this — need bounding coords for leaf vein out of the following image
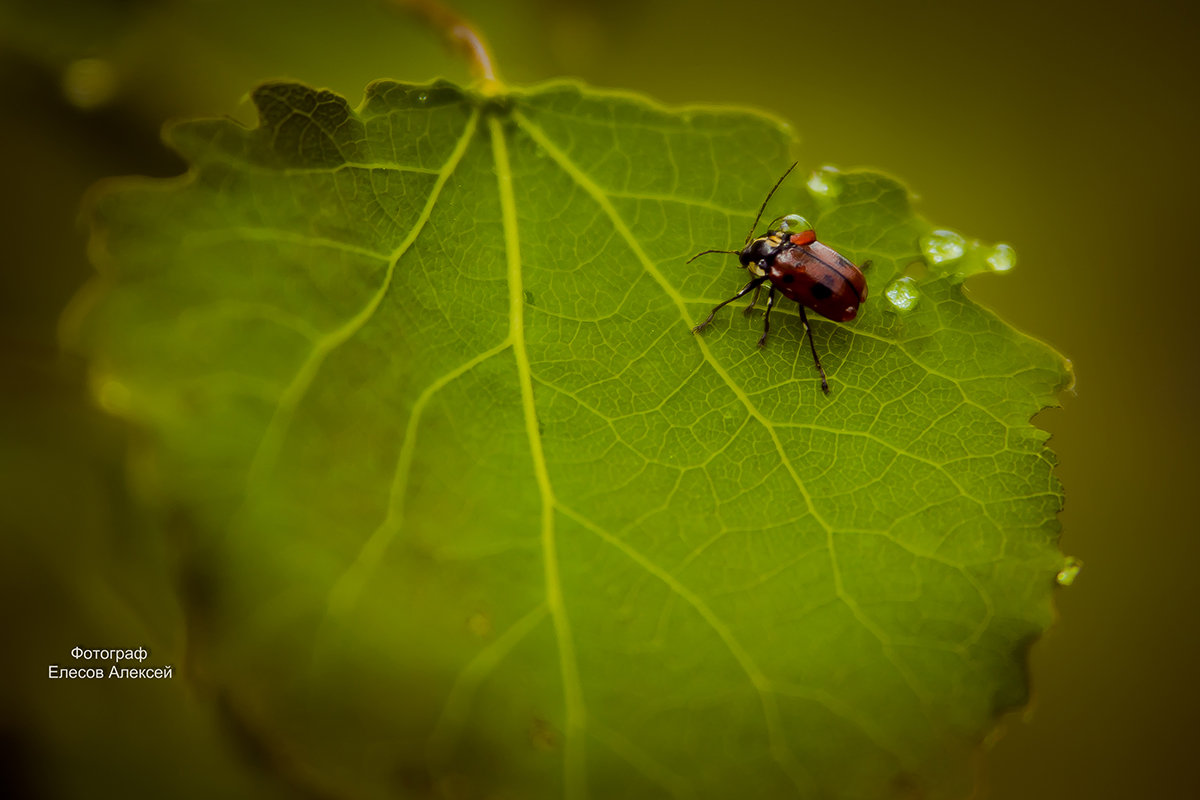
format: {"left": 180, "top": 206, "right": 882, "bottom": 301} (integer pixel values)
{"left": 325, "top": 338, "right": 514, "bottom": 618}
{"left": 245, "top": 109, "right": 481, "bottom": 488}
{"left": 491, "top": 115, "right": 588, "bottom": 800}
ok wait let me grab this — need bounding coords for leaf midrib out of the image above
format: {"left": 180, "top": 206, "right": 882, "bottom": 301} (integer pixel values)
{"left": 489, "top": 113, "right": 591, "bottom": 800}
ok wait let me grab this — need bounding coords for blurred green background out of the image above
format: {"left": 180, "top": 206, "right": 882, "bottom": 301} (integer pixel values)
{"left": 2, "top": 0, "right": 1197, "bottom": 797}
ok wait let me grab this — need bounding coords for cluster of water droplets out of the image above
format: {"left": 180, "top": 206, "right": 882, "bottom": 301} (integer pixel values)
{"left": 877, "top": 230, "right": 1019, "bottom": 314}
{"left": 804, "top": 168, "right": 1018, "bottom": 314}
{"left": 919, "top": 229, "right": 1018, "bottom": 279}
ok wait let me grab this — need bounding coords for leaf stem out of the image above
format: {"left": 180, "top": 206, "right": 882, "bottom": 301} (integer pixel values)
{"left": 390, "top": 0, "right": 502, "bottom": 91}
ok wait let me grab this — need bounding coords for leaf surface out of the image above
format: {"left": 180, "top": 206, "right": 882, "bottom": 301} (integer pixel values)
{"left": 71, "top": 79, "right": 1070, "bottom": 799}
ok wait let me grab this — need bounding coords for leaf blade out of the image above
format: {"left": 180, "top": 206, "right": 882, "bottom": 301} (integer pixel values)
{"left": 71, "top": 78, "right": 1071, "bottom": 799}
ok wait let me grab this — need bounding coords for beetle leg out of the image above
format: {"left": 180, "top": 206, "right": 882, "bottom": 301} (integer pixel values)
{"left": 798, "top": 307, "right": 831, "bottom": 395}
{"left": 756, "top": 286, "right": 777, "bottom": 347}
{"left": 692, "top": 277, "right": 766, "bottom": 334}
{"left": 742, "top": 283, "right": 763, "bottom": 316}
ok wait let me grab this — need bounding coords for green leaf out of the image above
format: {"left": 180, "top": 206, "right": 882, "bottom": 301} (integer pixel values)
{"left": 68, "top": 79, "right": 1070, "bottom": 799}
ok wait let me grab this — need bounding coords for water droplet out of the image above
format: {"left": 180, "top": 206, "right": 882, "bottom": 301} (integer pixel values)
{"left": 771, "top": 214, "right": 812, "bottom": 233}
{"left": 1056, "top": 556, "right": 1083, "bottom": 586}
{"left": 920, "top": 229, "right": 966, "bottom": 267}
{"left": 416, "top": 92, "right": 428, "bottom": 105}
{"left": 62, "top": 58, "right": 118, "bottom": 110}
{"left": 807, "top": 166, "right": 842, "bottom": 198}
{"left": 884, "top": 277, "right": 920, "bottom": 312}
{"left": 986, "top": 243, "right": 1017, "bottom": 273}
{"left": 524, "top": 290, "right": 535, "bottom": 305}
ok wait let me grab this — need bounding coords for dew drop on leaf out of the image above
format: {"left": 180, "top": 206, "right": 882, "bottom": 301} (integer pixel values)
{"left": 920, "top": 229, "right": 967, "bottom": 267}
{"left": 775, "top": 214, "right": 812, "bottom": 233}
{"left": 807, "top": 166, "right": 842, "bottom": 198}
{"left": 986, "top": 242, "right": 1017, "bottom": 273}
{"left": 1056, "top": 556, "right": 1083, "bottom": 586}
{"left": 885, "top": 276, "right": 921, "bottom": 312}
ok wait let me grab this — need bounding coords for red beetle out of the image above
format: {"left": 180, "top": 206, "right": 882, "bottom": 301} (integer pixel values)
{"left": 690, "top": 162, "right": 869, "bottom": 394}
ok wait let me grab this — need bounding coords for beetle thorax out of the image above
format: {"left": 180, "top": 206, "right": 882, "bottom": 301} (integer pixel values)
{"left": 740, "top": 234, "right": 781, "bottom": 278}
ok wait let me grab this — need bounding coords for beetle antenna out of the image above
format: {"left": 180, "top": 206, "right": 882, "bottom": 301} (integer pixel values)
{"left": 686, "top": 248, "right": 741, "bottom": 264}
{"left": 743, "top": 161, "right": 799, "bottom": 247}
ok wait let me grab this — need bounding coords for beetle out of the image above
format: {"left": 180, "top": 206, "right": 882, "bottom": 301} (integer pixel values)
{"left": 689, "top": 162, "right": 869, "bottom": 394}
